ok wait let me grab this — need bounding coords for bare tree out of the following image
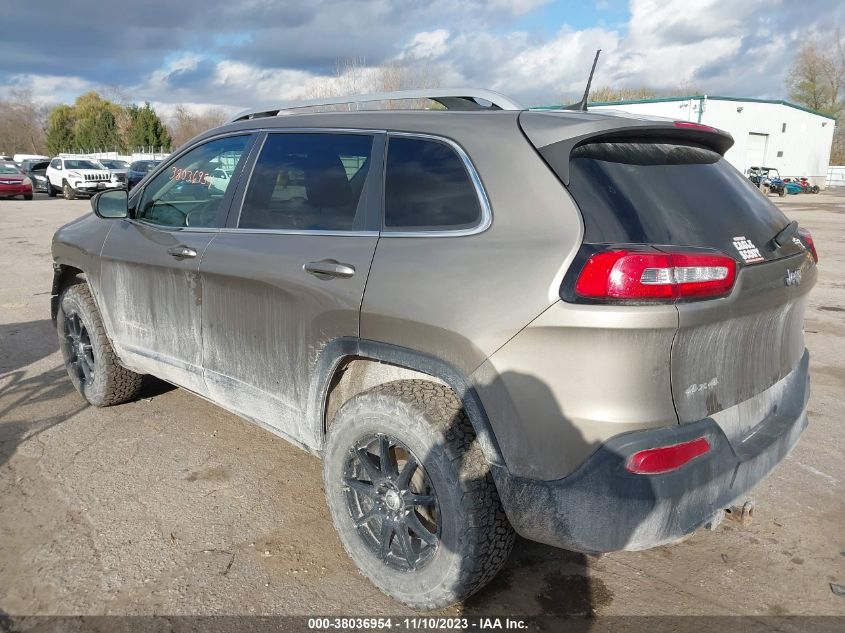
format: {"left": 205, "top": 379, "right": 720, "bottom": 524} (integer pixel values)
{"left": 303, "top": 57, "right": 443, "bottom": 110}
{"left": 0, "top": 90, "right": 48, "bottom": 155}
{"left": 167, "top": 105, "right": 228, "bottom": 148}
{"left": 787, "top": 30, "right": 845, "bottom": 163}
{"left": 586, "top": 84, "right": 702, "bottom": 104}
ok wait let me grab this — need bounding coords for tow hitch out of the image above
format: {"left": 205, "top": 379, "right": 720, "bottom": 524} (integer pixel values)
{"left": 705, "top": 499, "right": 755, "bottom": 531}
{"left": 724, "top": 500, "right": 755, "bottom": 527}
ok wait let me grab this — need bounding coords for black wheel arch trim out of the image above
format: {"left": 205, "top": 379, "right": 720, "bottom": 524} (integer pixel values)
{"left": 51, "top": 262, "right": 85, "bottom": 324}
{"left": 308, "top": 337, "right": 506, "bottom": 468}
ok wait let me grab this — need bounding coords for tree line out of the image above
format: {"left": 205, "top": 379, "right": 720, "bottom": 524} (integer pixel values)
{"left": 2, "top": 40, "right": 842, "bottom": 162}
{"left": 0, "top": 91, "right": 227, "bottom": 157}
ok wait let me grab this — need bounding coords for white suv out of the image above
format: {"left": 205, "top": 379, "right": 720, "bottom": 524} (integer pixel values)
{"left": 46, "top": 157, "right": 122, "bottom": 199}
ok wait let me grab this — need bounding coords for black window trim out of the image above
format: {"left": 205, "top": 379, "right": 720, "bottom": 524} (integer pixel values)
{"left": 382, "top": 132, "right": 492, "bottom": 237}
{"left": 127, "top": 131, "right": 257, "bottom": 233}
{"left": 221, "top": 128, "right": 386, "bottom": 237}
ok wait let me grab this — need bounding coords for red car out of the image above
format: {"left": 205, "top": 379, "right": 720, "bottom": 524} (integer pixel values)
{"left": 0, "top": 162, "right": 33, "bottom": 200}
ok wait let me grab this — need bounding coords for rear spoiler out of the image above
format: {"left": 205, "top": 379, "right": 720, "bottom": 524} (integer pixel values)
{"left": 520, "top": 112, "right": 734, "bottom": 185}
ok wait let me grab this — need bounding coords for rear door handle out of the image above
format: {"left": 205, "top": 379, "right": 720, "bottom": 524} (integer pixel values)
{"left": 303, "top": 259, "right": 356, "bottom": 279}
{"left": 167, "top": 245, "right": 197, "bottom": 259}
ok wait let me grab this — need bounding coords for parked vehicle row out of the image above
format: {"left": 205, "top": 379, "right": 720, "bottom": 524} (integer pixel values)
{"left": 1, "top": 155, "right": 163, "bottom": 201}
{"left": 746, "top": 166, "right": 821, "bottom": 196}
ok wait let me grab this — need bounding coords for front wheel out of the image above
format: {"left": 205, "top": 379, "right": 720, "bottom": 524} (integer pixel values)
{"left": 62, "top": 181, "right": 76, "bottom": 200}
{"left": 57, "top": 282, "right": 144, "bottom": 406}
{"left": 323, "top": 380, "right": 515, "bottom": 610}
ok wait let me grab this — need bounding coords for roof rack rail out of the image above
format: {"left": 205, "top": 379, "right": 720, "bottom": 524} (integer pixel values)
{"left": 229, "top": 88, "right": 524, "bottom": 122}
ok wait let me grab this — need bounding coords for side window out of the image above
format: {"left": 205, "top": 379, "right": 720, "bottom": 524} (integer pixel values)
{"left": 50, "top": 159, "right": 62, "bottom": 170}
{"left": 384, "top": 137, "right": 482, "bottom": 231}
{"left": 238, "top": 133, "right": 373, "bottom": 231}
{"left": 137, "top": 135, "right": 250, "bottom": 228}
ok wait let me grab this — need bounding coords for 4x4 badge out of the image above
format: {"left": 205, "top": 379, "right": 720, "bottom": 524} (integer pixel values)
{"left": 785, "top": 268, "right": 802, "bottom": 286}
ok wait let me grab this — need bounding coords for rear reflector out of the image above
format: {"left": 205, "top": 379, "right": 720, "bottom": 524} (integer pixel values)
{"left": 575, "top": 249, "right": 737, "bottom": 302}
{"left": 797, "top": 228, "right": 818, "bottom": 263}
{"left": 626, "top": 437, "right": 711, "bottom": 474}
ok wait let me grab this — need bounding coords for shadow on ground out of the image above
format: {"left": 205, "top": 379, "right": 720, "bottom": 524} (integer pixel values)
{"left": 0, "top": 364, "right": 84, "bottom": 469}
{"left": 0, "top": 319, "right": 58, "bottom": 373}
{"left": 465, "top": 538, "right": 610, "bottom": 618}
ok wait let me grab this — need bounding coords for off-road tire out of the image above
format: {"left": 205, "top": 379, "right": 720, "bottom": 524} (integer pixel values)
{"left": 323, "top": 379, "right": 515, "bottom": 610}
{"left": 62, "top": 180, "right": 76, "bottom": 200}
{"left": 47, "top": 181, "right": 57, "bottom": 197}
{"left": 57, "top": 282, "right": 143, "bottom": 407}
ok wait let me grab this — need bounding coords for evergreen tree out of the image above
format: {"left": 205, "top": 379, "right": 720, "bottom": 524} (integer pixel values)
{"left": 126, "top": 103, "right": 171, "bottom": 150}
{"left": 46, "top": 105, "right": 76, "bottom": 154}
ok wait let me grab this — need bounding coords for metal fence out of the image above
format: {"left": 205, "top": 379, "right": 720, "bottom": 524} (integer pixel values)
{"left": 826, "top": 166, "right": 845, "bottom": 188}
{"left": 59, "top": 149, "right": 172, "bottom": 163}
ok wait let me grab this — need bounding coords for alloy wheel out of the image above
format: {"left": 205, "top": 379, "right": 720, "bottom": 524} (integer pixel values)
{"left": 64, "top": 312, "right": 95, "bottom": 385}
{"left": 343, "top": 434, "right": 439, "bottom": 571}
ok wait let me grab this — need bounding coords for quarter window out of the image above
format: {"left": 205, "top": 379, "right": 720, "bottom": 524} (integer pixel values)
{"left": 238, "top": 133, "right": 373, "bottom": 231}
{"left": 137, "top": 135, "right": 251, "bottom": 228}
{"left": 384, "top": 137, "right": 481, "bottom": 231}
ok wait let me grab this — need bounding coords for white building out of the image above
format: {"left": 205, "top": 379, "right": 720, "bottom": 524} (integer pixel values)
{"left": 583, "top": 96, "right": 836, "bottom": 188}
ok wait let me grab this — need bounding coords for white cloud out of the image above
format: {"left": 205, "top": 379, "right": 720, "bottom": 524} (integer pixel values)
{"left": 5, "top": 0, "right": 845, "bottom": 111}
{"left": 0, "top": 73, "right": 103, "bottom": 105}
{"left": 400, "top": 30, "right": 451, "bottom": 60}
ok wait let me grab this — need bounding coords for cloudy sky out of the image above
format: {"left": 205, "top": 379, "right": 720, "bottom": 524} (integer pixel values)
{"left": 0, "top": 0, "right": 842, "bottom": 115}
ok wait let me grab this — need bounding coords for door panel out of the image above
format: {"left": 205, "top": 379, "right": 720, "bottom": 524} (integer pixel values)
{"left": 99, "top": 221, "right": 214, "bottom": 395}
{"left": 200, "top": 234, "right": 378, "bottom": 447}
{"left": 199, "top": 131, "right": 383, "bottom": 448}
{"left": 97, "top": 134, "right": 255, "bottom": 394}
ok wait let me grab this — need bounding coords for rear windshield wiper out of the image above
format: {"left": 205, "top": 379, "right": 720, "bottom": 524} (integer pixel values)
{"left": 772, "top": 220, "right": 799, "bottom": 248}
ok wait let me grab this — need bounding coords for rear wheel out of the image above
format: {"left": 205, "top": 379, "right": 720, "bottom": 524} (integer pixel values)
{"left": 62, "top": 180, "right": 76, "bottom": 200}
{"left": 23, "top": 194, "right": 33, "bottom": 200}
{"left": 47, "top": 180, "right": 57, "bottom": 197}
{"left": 323, "top": 380, "right": 515, "bottom": 610}
{"left": 57, "top": 282, "right": 143, "bottom": 407}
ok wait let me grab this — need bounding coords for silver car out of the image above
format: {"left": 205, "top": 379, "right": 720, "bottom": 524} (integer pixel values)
{"left": 50, "top": 89, "right": 817, "bottom": 609}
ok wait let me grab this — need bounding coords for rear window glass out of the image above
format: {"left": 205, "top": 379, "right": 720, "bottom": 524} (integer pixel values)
{"left": 563, "top": 140, "right": 797, "bottom": 262}
{"left": 238, "top": 132, "right": 373, "bottom": 231}
{"left": 384, "top": 137, "right": 481, "bottom": 231}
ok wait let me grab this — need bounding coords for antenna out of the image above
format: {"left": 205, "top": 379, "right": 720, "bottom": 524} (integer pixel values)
{"left": 564, "top": 49, "right": 601, "bottom": 111}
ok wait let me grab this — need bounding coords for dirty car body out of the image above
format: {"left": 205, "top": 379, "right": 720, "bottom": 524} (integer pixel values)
{"left": 51, "top": 92, "right": 817, "bottom": 604}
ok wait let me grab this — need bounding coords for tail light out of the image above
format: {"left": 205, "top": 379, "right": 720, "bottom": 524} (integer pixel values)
{"left": 797, "top": 228, "right": 818, "bottom": 263}
{"left": 575, "top": 249, "right": 737, "bottom": 302}
{"left": 626, "top": 437, "right": 711, "bottom": 474}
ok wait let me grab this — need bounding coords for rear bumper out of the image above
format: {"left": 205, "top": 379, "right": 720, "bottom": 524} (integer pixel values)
{"left": 492, "top": 351, "right": 810, "bottom": 553}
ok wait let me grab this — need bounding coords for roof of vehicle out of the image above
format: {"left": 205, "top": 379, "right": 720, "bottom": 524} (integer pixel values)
{"left": 187, "top": 90, "right": 734, "bottom": 159}
{"left": 207, "top": 107, "right": 725, "bottom": 141}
